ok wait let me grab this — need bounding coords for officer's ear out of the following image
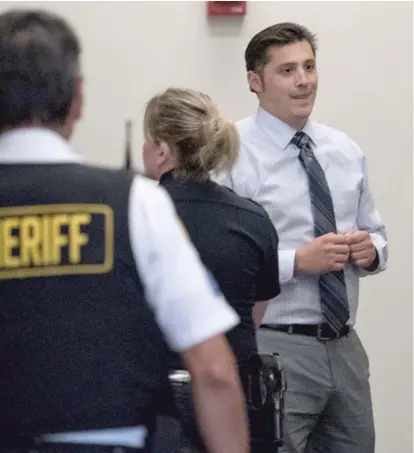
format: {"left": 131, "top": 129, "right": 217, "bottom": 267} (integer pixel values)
{"left": 69, "top": 75, "right": 84, "bottom": 122}
{"left": 157, "top": 141, "right": 173, "bottom": 164}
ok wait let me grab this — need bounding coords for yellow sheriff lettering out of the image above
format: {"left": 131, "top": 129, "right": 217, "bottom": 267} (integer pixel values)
{"left": 1, "top": 217, "right": 20, "bottom": 268}
{"left": 0, "top": 213, "right": 91, "bottom": 268}
{"left": 20, "top": 216, "right": 42, "bottom": 266}
{"left": 69, "top": 214, "right": 91, "bottom": 264}
{"left": 51, "top": 214, "right": 69, "bottom": 264}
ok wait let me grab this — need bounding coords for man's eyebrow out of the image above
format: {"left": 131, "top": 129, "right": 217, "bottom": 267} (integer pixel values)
{"left": 276, "top": 58, "right": 316, "bottom": 69}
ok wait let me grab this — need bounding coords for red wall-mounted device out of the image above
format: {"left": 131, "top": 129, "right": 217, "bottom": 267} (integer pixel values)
{"left": 207, "top": 1, "right": 247, "bottom": 16}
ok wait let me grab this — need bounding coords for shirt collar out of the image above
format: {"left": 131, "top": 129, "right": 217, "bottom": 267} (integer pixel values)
{"left": 255, "top": 106, "right": 316, "bottom": 149}
{"left": 159, "top": 170, "right": 215, "bottom": 188}
{"left": 159, "top": 170, "right": 175, "bottom": 185}
{"left": 0, "top": 128, "right": 83, "bottom": 163}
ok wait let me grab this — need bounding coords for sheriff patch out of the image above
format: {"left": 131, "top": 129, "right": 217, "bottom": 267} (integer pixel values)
{"left": 0, "top": 204, "right": 114, "bottom": 280}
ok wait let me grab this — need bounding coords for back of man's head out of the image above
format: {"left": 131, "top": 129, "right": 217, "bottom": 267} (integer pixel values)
{"left": 0, "top": 10, "right": 81, "bottom": 131}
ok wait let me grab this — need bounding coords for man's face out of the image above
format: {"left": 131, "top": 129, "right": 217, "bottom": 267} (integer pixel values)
{"left": 248, "top": 40, "right": 318, "bottom": 129}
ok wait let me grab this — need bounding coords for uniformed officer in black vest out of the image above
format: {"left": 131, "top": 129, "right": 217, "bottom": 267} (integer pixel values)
{"left": 142, "top": 87, "right": 281, "bottom": 452}
{"left": 0, "top": 10, "right": 250, "bottom": 453}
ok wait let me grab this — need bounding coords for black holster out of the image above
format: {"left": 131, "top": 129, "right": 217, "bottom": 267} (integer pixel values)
{"left": 164, "top": 352, "right": 286, "bottom": 452}
{"left": 240, "top": 353, "right": 286, "bottom": 452}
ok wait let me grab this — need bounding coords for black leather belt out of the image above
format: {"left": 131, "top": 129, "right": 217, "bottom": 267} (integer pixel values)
{"left": 260, "top": 323, "right": 351, "bottom": 341}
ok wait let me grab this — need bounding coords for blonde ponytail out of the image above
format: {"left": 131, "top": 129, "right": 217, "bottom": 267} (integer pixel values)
{"left": 144, "top": 87, "right": 239, "bottom": 181}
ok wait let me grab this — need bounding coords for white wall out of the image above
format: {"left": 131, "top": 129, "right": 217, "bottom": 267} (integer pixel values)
{"left": 1, "top": 1, "right": 412, "bottom": 452}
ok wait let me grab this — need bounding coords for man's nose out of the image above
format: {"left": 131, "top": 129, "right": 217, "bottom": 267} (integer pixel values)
{"left": 295, "top": 68, "right": 308, "bottom": 86}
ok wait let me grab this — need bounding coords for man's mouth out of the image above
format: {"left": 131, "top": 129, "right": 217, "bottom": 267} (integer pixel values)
{"left": 291, "top": 93, "right": 312, "bottom": 100}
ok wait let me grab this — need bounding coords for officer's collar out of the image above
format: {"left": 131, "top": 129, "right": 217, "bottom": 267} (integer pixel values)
{"left": 0, "top": 127, "right": 83, "bottom": 164}
{"left": 159, "top": 170, "right": 175, "bottom": 185}
{"left": 159, "top": 170, "right": 215, "bottom": 187}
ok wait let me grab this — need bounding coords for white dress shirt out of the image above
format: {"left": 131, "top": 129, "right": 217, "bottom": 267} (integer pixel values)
{"left": 0, "top": 128, "right": 239, "bottom": 447}
{"left": 214, "top": 107, "right": 387, "bottom": 327}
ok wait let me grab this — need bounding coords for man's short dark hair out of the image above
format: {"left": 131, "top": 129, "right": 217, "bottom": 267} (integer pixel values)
{"left": 245, "top": 22, "right": 317, "bottom": 72}
{"left": 0, "top": 10, "right": 81, "bottom": 130}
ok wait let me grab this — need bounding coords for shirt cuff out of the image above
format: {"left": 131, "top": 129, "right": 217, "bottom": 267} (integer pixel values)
{"left": 357, "top": 233, "right": 388, "bottom": 277}
{"left": 279, "top": 249, "right": 297, "bottom": 284}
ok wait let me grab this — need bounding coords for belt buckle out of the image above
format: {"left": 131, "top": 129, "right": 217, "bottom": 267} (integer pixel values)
{"left": 316, "top": 324, "right": 335, "bottom": 341}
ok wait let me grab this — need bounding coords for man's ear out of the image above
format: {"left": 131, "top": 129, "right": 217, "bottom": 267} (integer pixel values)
{"left": 247, "top": 70, "right": 263, "bottom": 94}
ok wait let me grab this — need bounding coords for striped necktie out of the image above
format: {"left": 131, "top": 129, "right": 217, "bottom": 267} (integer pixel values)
{"left": 291, "top": 131, "right": 350, "bottom": 333}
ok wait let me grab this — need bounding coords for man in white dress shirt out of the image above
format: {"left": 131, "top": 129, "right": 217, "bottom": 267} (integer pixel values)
{"left": 215, "top": 22, "right": 387, "bottom": 453}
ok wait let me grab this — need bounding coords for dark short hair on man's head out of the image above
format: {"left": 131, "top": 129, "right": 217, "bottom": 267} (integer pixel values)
{"left": 245, "top": 22, "right": 317, "bottom": 72}
{"left": 0, "top": 9, "right": 81, "bottom": 130}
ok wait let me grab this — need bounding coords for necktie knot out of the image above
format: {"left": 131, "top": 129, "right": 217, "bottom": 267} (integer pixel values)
{"left": 291, "top": 131, "right": 311, "bottom": 150}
